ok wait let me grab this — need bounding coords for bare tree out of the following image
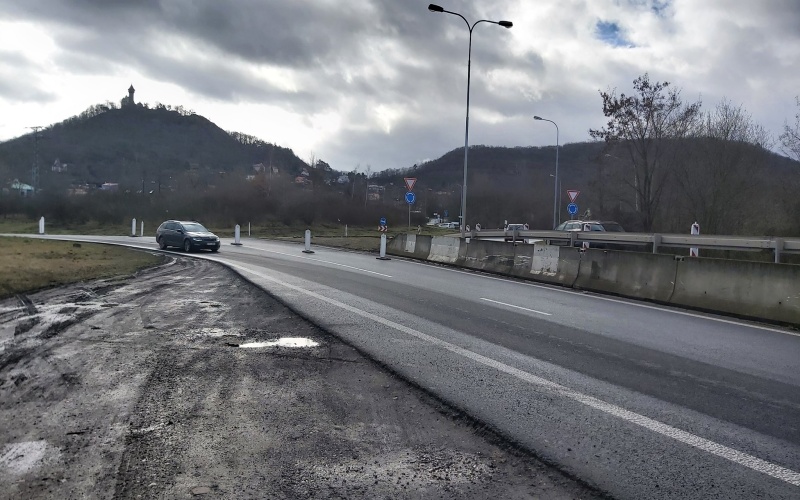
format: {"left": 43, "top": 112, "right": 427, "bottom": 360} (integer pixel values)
{"left": 589, "top": 73, "right": 701, "bottom": 231}
{"left": 779, "top": 96, "right": 800, "bottom": 162}
{"left": 673, "top": 100, "right": 771, "bottom": 234}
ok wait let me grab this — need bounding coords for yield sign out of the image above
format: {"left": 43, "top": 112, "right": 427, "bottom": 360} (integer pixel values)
{"left": 404, "top": 177, "right": 417, "bottom": 191}
{"left": 567, "top": 190, "right": 580, "bottom": 203}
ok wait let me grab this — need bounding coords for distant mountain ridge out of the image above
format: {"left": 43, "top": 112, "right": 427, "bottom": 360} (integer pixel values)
{"left": 0, "top": 100, "right": 310, "bottom": 189}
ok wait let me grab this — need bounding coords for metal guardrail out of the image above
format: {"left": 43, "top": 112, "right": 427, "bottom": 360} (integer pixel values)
{"left": 469, "top": 229, "right": 800, "bottom": 263}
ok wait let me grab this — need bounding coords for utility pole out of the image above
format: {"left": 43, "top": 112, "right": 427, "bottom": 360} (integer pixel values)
{"left": 28, "top": 126, "right": 43, "bottom": 194}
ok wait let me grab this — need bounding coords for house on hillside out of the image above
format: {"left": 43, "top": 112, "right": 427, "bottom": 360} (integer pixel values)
{"left": 52, "top": 159, "right": 68, "bottom": 173}
{"left": 9, "top": 179, "right": 34, "bottom": 196}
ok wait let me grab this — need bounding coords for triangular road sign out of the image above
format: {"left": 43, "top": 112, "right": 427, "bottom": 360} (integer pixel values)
{"left": 404, "top": 177, "right": 417, "bottom": 191}
{"left": 567, "top": 190, "right": 580, "bottom": 203}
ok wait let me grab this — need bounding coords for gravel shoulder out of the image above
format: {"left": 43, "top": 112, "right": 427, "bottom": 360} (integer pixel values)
{"left": 0, "top": 256, "right": 602, "bottom": 499}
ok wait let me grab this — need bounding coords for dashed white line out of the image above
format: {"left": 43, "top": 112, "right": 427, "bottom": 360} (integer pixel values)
{"left": 480, "top": 298, "right": 551, "bottom": 316}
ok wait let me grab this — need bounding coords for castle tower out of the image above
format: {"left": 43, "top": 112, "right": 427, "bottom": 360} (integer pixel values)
{"left": 128, "top": 84, "right": 135, "bottom": 105}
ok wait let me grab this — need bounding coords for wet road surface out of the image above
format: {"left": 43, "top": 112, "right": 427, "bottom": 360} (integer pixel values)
{"left": 0, "top": 256, "right": 600, "bottom": 499}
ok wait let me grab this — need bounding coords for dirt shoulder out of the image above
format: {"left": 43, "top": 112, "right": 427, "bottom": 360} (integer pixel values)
{"left": 0, "top": 257, "right": 602, "bottom": 499}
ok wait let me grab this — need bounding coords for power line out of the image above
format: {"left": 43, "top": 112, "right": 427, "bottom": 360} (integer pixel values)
{"left": 28, "top": 126, "right": 43, "bottom": 194}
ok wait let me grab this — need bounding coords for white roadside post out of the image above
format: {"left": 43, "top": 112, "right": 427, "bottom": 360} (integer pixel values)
{"left": 38, "top": 217, "right": 45, "bottom": 235}
{"left": 140, "top": 221, "right": 144, "bottom": 237}
{"left": 248, "top": 222, "right": 251, "bottom": 237}
{"left": 690, "top": 222, "right": 700, "bottom": 257}
{"left": 232, "top": 224, "right": 243, "bottom": 246}
{"left": 302, "top": 229, "right": 314, "bottom": 254}
{"left": 131, "top": 218, "right": 137, "bottom": 237}
{"left": 581, "top": 223, "right": 591, "bottom": 251}
{"left": 376, "top": 233, "right": 390, "bottom": 260}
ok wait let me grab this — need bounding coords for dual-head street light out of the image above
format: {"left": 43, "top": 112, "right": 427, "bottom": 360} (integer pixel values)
{"left": 428, "top": 4, "right": 512, "bottom": 237}
{"left": 534, "top": 115, "right": 559, "bottom": 229}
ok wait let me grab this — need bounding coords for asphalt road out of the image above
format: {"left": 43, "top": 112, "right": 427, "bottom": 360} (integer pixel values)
{"left": 2, "top": 257, "right": 598, "bottom": 499}
{"left": 19, "top": 234, "right": 800, "bottom": 498}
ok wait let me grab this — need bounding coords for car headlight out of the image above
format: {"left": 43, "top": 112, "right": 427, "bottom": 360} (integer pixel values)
{"left": 192, "top": 237, "right": 202, "bottom": 241}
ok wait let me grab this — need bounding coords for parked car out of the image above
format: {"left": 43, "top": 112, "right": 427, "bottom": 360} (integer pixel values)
{"left": 554, "top": 220, "right": 625, "bottom": 233}
{"left": 504, "top": 223, "right": 530, "bottom": 243}
{"left": 437, "top": 222, "right": 460, "bottom": 229}
{"left": 553, "top": 220, "right": 625, "bottom": 248}
{"left": 156, "top": 220, "right": 220, "bottom": 252}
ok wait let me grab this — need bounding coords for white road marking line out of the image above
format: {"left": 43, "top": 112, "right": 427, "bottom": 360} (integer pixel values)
{"left": 225, "top": 260, "right": 800, "bottom": 488}
{"left": 229, "top": 245, "right": 393, "bottom": 278}
{"left": 480, "top": 298, "right": 551, "bottom": 316}
{"left": 409, "top": 260, "right": 799, "bottom": 337}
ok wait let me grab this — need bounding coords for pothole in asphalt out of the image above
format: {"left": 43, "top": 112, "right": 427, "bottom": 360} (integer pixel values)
{"left": 197, "top": 327, "right": 236, "bottom": 337}
{"left": 239, "top": 337, "right": 320, "bottom": 348}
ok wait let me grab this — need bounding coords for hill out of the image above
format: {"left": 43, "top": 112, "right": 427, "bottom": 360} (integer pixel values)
{"left": 0, "top": 100, "right": 310, "bottom": 191}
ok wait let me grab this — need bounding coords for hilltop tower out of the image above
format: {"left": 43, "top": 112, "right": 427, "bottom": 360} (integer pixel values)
{"left": 127, "top": 85, "right": 135, "bottom": 106}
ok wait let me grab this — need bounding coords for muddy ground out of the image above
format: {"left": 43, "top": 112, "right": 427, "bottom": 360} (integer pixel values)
{"left": 0, "top": 256, "right": 602, "bottom": 499}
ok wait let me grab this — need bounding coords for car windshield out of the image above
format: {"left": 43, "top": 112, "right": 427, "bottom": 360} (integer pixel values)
{"left": 182, "top": 223, "right": 208, "bottom": 233}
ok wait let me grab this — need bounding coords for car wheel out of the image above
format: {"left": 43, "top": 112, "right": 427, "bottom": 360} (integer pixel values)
{"left": 211, "top": 247, "right": 219, "bottom": 253}
{"left": 183, "top": 239, "right": 192, "bottom": 252}
{"left": 157, "top": 237, "right": 167, "bottom": 250}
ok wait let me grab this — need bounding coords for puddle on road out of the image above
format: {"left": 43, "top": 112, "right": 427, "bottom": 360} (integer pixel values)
{"left": 239, "top": 337, "right": 319, "bottom": 349}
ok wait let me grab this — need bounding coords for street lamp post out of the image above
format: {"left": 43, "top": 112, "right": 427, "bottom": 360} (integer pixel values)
{"left": 534, "top": 116, "right": 559, "bottom": 228}
{"left": 428, "top": 4, "right": 512, "bottom": 237}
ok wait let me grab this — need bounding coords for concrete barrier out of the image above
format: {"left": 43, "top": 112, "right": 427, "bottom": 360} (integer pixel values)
{"left": 428, "top": 236, "right": 461, "bottom": 264}
{"left": 388, "top": 234, "right": 407, "bottom": 253}
{"left": 389, "top": 234, "right": 433, "bottom": 260}
{"left": 385, "top": 233, "right": 800, "bottom": 326}
{"left": 671, "top": 258, "right": 800, "bottom": 325}
{"left": 510, "top": 244, "right": 535, "bottom": 279}
{"left": 573, "top": 249, "right": 678, "bottom": 302}
{"left": 404, "top": 234, "right": 416, "bottom": 253}
{"left": 527, "top": 244, "right": 581, "bottom": 287}
{"left": 461, "top": 239, "right": 516, "bottom": 274}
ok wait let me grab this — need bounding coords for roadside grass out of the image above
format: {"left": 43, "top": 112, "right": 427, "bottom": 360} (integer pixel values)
{"left": 0, "top": 237, "right": 164, "bottom": 299}
{"left": 0, "top": 218, "right": 130, "bottom": 236}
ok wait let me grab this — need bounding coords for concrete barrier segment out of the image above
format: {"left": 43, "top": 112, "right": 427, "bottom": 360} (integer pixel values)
{"left": 428, "top": 236, "right": 461, "bottom": 264}
{"left": 671, "top": 258, "right": 800, "bottom": 326}
{"left": 461, "top": 239, "right": 516, "bottom": 274}
{"left": 574, "top": 250, "right": 678, "bottom": 302}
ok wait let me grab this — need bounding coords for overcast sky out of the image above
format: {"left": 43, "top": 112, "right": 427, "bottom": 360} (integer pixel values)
{"left": 1, "top": 0, "right": 798, "bottom": 171}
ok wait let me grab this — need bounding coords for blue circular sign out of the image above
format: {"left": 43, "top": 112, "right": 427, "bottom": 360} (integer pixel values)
{"left": 379, "top": 217, "right": 387, "bottom": 225}
{"left": 405, "top": 192, "right": 416, "bottom": 204}
{"left": 567, "top": 203, "right": 578, "bottom": 215}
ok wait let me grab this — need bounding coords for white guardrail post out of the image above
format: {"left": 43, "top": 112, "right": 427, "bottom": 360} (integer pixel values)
{"left": 690, "top": 222, "right": 700, "bottom": 257}
{"left": 140, "top": 221, "right": 144, "bottom": 237}
{"left": 774, "top": 238, "right": 783, "bottom": 264}
{"left": 131, "top": 218, "right": 137, "bottom": 237}
{"left": 232, "top": 224, "right": 243, "bottom": 246}
{"left": 38, "top": 216, "right": 45, "bottom": 235}
{"left": 303, "top": 229, "right": 314, "bottom": 254}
